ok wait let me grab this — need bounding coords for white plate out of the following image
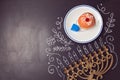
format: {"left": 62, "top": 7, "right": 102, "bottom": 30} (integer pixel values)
{"left": 64, "top": 5, "right": 103, "bottom": 43}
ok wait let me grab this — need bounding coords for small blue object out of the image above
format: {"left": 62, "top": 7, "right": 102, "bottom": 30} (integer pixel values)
{"left": 71, "top": 24, "right": 80, "bottom": 32}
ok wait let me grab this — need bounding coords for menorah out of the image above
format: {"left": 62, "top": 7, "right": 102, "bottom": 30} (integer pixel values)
{"left": 64, "top": 46, "right": 113, "bottom": 80}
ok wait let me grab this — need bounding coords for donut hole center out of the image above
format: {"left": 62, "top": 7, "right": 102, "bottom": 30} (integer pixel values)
{"left": 85, "top": 18, "right": 90, "bottom": 22}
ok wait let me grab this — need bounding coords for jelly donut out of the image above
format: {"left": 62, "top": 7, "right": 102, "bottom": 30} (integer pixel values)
{"left": 78, "top": 12, "right": 95, "bottom": 29}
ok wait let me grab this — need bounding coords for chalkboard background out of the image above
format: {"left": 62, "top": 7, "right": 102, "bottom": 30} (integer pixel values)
{"left": 0, "top": 0, "right": 120, "bottom": 80}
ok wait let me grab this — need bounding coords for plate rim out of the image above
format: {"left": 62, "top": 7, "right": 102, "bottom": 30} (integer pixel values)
{"left": 64, "top": 4, "right": 103, "bottom": 43}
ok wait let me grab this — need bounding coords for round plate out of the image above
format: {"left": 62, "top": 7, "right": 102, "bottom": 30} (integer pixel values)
{"left": 64, "top": 5, "right": 103, "bottom": 43}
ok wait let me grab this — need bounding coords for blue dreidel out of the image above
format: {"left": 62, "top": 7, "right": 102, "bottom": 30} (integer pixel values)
{"left": 71, "top": 24, "right": 80, "bottom": 32}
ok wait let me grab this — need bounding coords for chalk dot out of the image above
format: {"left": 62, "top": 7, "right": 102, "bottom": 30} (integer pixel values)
{"left": 104, "top": 42, "right": 106, "bottom": 44}
{"left": 48, "top": 62, "right": 50, "bottom": 64}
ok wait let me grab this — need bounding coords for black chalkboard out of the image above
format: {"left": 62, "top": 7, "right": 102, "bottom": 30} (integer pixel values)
{"left": 0, "top": 0, "right": 120, "bottom": 80}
